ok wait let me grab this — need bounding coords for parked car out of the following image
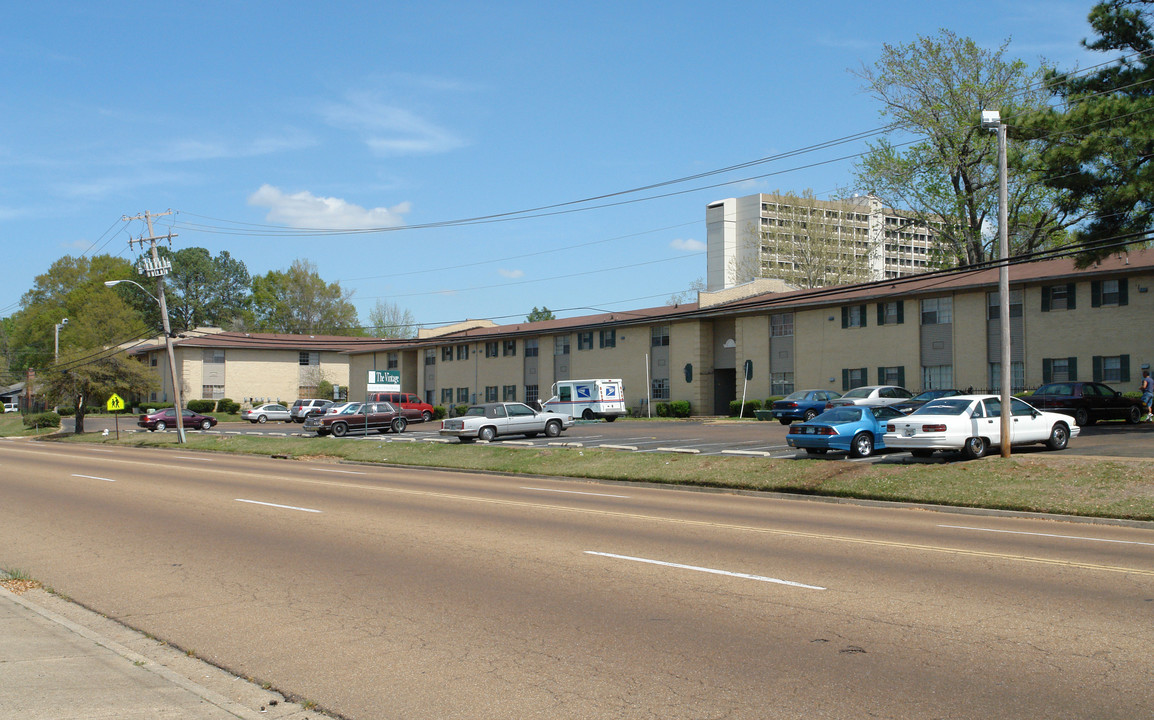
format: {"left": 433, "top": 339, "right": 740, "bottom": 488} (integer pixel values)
{"left": 138, "top": 408, "right": 218, "bottom": 432}
{"left": 439, "top": 402, "right": 573, "bottom": 443}
{"left": 304, "top": 401, "right": 420, "bottom": 437}
{"left": 771, "top": 389, "right": 843, "bottom": 425}
{"left": 786, "top": 403, "right": 906, "bottom": 458}
{"left": 290, "top": 398, "right": 331, "bottom": 423}
{"left": 891, "top": 389, "right": 962, "bottom": 415}
{"left": 366, "top": 392, "right": 436, "bottom": 422}
{"left": 3, "top": 401, "right": 17, "bottom": 413}
{"left": 241, "top": 403, "right": 292, "bottom": 424}
{"left": 883, "top": 394, "right": 1079, "bottom": 460}
{"left": 322, "top": 401, "right": 360, "bottom": 416}
{"left": 827, "top": 385, "right": 913, "bottom": 408}
{"left": 1025, "top": 381, "right": 1144, "bottom": 426}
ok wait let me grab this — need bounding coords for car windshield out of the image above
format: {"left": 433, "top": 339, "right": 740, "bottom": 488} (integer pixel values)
{"left": 464, "top": 406, "right": 487, "bottom": 416}
{"left": 337, "top": 404, "right": 362, "bottom": 415}
{"left": 914, "top": 399, "right": 972, "bottom": 415}
{"left": 911, "top": 390, "right": 950, "bottom": 402}
{"left": 783, "top": 390, "right": 810, "bottom": 400}
{"left": 842, "top": 387, "right": 874, "bottom": 399}
{"left": 814, "top": 407, "right": 862, "bottom": 424}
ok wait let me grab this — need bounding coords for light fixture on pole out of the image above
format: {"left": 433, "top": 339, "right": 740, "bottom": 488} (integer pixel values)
{"left": 982, "top": 109, "right": 1012, "bottom": 458}
{"left": 105, "top": 279, "right": 186, "bottom": 443}
{"left": 54, "top": 318, "right": 68, "bottom": 362}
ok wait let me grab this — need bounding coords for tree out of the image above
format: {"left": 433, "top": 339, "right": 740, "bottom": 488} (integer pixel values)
{"left": 853, "top": 30, "right": 1078, "bottom": 266}
{"left": 367, "top": 300, "right": 418, "bottom": 338}
{"left": 667, "top": 278, "right": 706, "bottom": 306}
{"left": 42, "top": 349, "right": 157, "bottom": 433}
{"left": 526, "top": 307, "right": 556, "bottom": 322}
{"left": 142, "top": 247, "right": 252, "bottom": 332}
{"left": 1021, "top": 0, "right": 1154, "bottom": 264}
{"left": 249, "top": 259, "right": 360, "bottom": 335}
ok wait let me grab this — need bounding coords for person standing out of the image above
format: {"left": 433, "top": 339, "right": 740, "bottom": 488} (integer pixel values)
{"left": 1141, "top": 370, "right": 1154, "bottom": 422}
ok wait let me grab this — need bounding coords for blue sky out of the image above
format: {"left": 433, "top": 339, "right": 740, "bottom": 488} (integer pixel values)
{"left": 1, "top": 1, "right": 1103, "bottom": 332}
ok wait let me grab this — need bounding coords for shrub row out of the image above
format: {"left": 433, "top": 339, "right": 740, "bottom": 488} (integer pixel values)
{"left": 655, "top": 400, "right": 691, "bottom": 418}
{"left": 23, "top": 411, "right": 61, "bottom": 429}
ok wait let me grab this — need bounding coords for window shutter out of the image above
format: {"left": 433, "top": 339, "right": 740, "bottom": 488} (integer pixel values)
{"left": 1042, "top": 358, "right": 1052, "bottom": 384}
{"left": 1068, "top": 357, "right": 1078, "bottom": 382}
{"left": 897, "top": 366, "right": 906, "bottom": 388}
{"left": 1092, "top": 356, "right": 1102, "bottom": 382}
{"left": 842, "top": 368, "right": 850, "bottom": 391}
{"left": 1119, "top": 278, "right": 1129, "bottom": 306}
{"left": 1090, "top": 281, "right": 1102, "bottom": 307}
{"left": 877, "top": 303, "right": 885, "bottom": 326}
{"left": 1066, "top": 283, "right": 1076, "bottom": 310}
{"left": 896, "top": 301, "right": 904, "bottom": 324}
{"left": 877, "top": 367, "right": 885, "bottom": 384}
{"left": 1041, "top": 287, "right": 1050, "bottom": 312}
{"left": 861, "top": 368, "right": 868, "bottom": 387}
{"left": 1121, "top": 354, "right": 1131, "bottom": 383}
{"left": 859, "top": 305, "right": 868, "bottom": 327}
{"left": 841, "top": 307, "right": 848, "bottom": 328}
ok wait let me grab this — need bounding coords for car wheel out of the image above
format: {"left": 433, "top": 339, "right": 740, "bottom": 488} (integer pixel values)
{"left": 910, "top": 449, "right": 935, "bottom": 458}
{"left": 479, "top": 426, "right": 497, "bottom": 442}
{"left": 257, "top": 415, "right": 267, "bottom": 423}
{"left": 962, "top": 436, "right": 986, "bottom": 460}
{"left": 155, "top": 421, "right": 167, "bottom": 432}
{"left": 778, "top": 418, "right": 792, "bottom": 425}
{"left": 392, "top": 418, "right": 407, "bottom": 433}
{"left": 1126, "top": 405, "right": 1142, "bottom": 424}
{"left": 1046, "top": 423, "right": 1070, "bottom": 451}
{"left": 317, "top": 429, "right": 329, "bottom": 437}
{"left": 805, "top": 448, "right": 828, "bottom": 455}
{"left": 332, "top": 422, "right": 348, "bottom": 438}
{"left": 850, "top": 432, "right": 874, "bottom": 458}
{"left": 604, "top": 416, "right": 617, "bottom": 423}
{"left": 422, "top": 410, "right": 433, "bottom": 423}
{"left": 582, "top": 409, "right": 595, "bottom": 421}
{"left": 1074, "top": 407, "right": 1093, "bottom": 426}
{"left": 544, "top": 420, "right": 562, "bottom": 438}
{"left": 803, "top": 409, "right": 818, "bottom": 421}
{"left": 200, "top": 420, "right": 212, "bottom": 431}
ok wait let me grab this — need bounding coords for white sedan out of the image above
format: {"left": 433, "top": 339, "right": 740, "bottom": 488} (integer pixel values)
{"left": 241, "top": 403, "right": 293, "bottom": 424}
{"left": 883, "top": 395, "right": 1079, "bottom": 460}
{"left": 439, "top": 402, "right": 573, "bottom": 443}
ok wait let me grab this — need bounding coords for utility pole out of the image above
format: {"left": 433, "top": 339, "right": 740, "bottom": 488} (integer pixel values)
{"left": 123, "top": 210, "right": 186, "bottom": 443}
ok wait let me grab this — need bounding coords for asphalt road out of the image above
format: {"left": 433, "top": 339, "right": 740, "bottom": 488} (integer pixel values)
{"left": 2, "top": 438, "right": 1152, "bottom": 719}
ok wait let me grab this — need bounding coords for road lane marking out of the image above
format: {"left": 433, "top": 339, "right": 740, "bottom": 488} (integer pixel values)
{"left": 523, "top": 487, "right": 631, "bottom": 498}
{"left": 174, "top": 456, "right": 212, "bottom": 461}
{"left": 586, "top": 551, "right": 825, "bottom": 590}
{"left": 72, "top": 474, "right": 115, "bottom": 482}
{"left": 316, "top": 468, "right": 366, "bottom": 475}
{"left": 235, "top": 499, "right": 321, "bottom": 513}
{"left": 940, "top": 524, "right": 1154, "bottom": 547}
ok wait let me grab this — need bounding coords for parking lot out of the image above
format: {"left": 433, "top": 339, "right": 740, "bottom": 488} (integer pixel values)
{"left": 71, "top": 415, "right": 1154, "bottom": 462}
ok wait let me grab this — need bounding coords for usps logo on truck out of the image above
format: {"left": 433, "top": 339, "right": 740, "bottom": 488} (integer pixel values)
{"left": 576, "top": 385, "right": 592, "bottom": 400}
{"left": 603, "top": 385, "right": 618, "bottom": 398}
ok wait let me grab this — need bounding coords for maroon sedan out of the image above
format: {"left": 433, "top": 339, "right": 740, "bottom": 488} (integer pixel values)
{"left": 138, "top": 407, "right": 218, "bottom": 432}
{"left": 303, "top": 401, "right": 420, "bottom": 437}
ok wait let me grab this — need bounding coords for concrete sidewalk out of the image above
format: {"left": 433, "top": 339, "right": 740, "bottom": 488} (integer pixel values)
{"left": 0, "top": 581, "right": 318, "bottom": 720}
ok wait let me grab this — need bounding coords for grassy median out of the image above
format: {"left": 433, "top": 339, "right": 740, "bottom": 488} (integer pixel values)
{"left": 32, "top": 428, "right": 1153, "bottom": 523}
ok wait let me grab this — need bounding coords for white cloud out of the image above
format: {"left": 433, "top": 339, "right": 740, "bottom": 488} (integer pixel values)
{"left": 321, "top": 92, "right": 465, "bottom": 156}
{"left": 670, "top": 238, "right": 706, "bottom": 252}
{"left": 498, "top": 268, "right": 524, "bottom": 279}
{"left": 248, "top": 184, "right": 411, "bottom": 230}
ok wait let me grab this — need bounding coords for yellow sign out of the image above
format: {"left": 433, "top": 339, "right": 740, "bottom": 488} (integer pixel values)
{"left": 106, "top": 393, "right": 125, "bottom": 412}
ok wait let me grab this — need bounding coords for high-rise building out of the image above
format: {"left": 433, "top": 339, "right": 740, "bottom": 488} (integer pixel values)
{"left": 706, "top": 193, "right": 944, "bottom": 291}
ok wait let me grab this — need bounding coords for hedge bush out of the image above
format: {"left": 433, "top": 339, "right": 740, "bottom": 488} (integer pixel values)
{"left": 669, "top": 400, "right": 691, "bottom": 417}
{"left": 24, "top": 411, "right": 61, "bottom": 429}
{"left": 454, "top": 404, "right": 470, "bottom": 417}
{"left": 56, "top": 406, "right": 75, "bottom": 416}
{"left": 187, "top": 399, "right": 216, "bottom": 413}
{"left": 655, "top": 402, "right": 672, "bottom": 417}
{"left": 216, "top": 398, "right": 240, "bottom": 414}
{"left": 432, "top": 405, "right": 447, "bottom": 421}
{"left": 728, "top": 399, "right": 761, "bottom": 417}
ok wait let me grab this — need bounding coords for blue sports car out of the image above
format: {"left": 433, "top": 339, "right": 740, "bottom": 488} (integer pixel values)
{"left": 786, "top": 404, "right": 905, "bottom": 458}
{"left": 771, "top": 389, "right": 843, "bottom": 425}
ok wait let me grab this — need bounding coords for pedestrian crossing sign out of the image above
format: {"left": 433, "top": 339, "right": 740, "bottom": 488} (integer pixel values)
{"left": 106, "top": 393, "right": 125, "bottom": 412}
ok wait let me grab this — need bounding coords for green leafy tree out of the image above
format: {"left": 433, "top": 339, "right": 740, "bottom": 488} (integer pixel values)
{"left": 1020, "top": 0, "right": 1154, "bottom": 264}
{"left": 526, "top": 306, "right": 556, "bottom": 322}
{"left": 367, "top": 299, "right": 418, "bottom": 338}
{"left": 137, "top": 247, "right": 253, "bottom": 332}
{"left": 42, "top": 350, "right": 157, "bottom": 433}
{"left": 853, "top": 30, "right": 1078, "bottom": 266}
{"left": 250, "top": 259, "right": 360, "bottom": 335}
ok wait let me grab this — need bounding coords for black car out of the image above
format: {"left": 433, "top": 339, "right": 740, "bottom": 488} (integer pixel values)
{"left": 891, "top": 389, "right": 962, "bottom": 415}
{"left": 1027, "top": 381, "right": 1144, "bottom": 426}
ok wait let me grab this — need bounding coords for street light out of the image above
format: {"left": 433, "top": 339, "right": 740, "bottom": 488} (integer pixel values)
{"left": 105, "top": 279, "right": 186, "bottom": 443}
{"left": 982, "top": 109, "right": 1012, "bottom": 458}
{"left": 54, "top": 318, "right": 68, "bottom": 362}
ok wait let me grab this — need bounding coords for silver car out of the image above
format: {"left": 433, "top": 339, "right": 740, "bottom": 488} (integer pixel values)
{"left": 241, "top": 403, "right": 293, "bottom": 424}
{"left": 439, "top": 402, "right": 573, "bottom": 443}
{"left": 826, "top": 385, "right": 913, "bottom": 408}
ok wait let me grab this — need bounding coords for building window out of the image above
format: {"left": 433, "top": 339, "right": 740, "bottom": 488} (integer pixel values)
{"left": 842, "top": 304, "right": 867, "bottom": 328}
{"left": 1094, "top": 355, "right": 1129, "bottom": 384}
{"left": 525, "top": 385, "right": 539, "bottom": 403}
{"left": 387, "top": 352, "right": 398, "bottom": 370}
{"left": 485, "top": 342, "right": 498, "bottom": 358}
{"left": 771, "top": 372, "right": 795, "bottom": 396}
{"left": 577, "top": 332, "right": 594, "bottom": 351}
{"left": 770, "top": 313, "right": 793, "bottom": 337}
{"left": 503, "top": 385, "right": 517, "bottom": 401}
{"left": 299, "top": 351, "right": 319, "bottom": 366}
{"left": 442, "top": 346, "right": 453, "bottom": 362}
{"left": 425, "top": 390, "right": 434, "bottom": 404}
{"left": 651, "top": 325, "right": 670, "bottom": 346}
{"left": 1042, "top": 283, "right": 1076, "bottom": 312}
{"left": 525, "top": 339, "right": 539, "bottom": 357}
{"left": 485, "top": 386, "right": 498, "bottom": 402}
{"left": 554, "top": 335, "right": 570, "bottom": 355}
{"left": 599, "top": 329, "right": 616, "bottom": 349}
{"left": 425, "top": 349, "right": 436, "bottom": 366}
{"left": 987, "top": 290, "right": 1023, "bottom": 319}
{"left": 456, "top": 387, "right": 470, "bottom": 403}
{"left": 921, "top": 297, "right": 952, "bottom": 325}
{"left": 151, "top": 354, "right": 158, "bottom": 367}
{"left": 922, "top": 365, "right": 953, "bottom": 390}
{"left": 652, "top": 378, "right": 670, "bottom": 401}
{"left": 441, "top": 388, "right": 454, "bottom": 404}
{"left": 878, "top": 366, "right": 905, "bottom": 386}
{"left": 503, "top": 340, "right": 517, "bottom": 357}
{"left": 202, "top": 385, "right": 225, "bottom": 400}
{"left": 989, "top": 361, "right": 1025, "bottom": 392}
{"left": 456, "top": 345, "right": 469, "bottom": 361}
{"left": 1091, "top": 279, "right": 1127, "bottom": 307}
{"left": 842, "top": 367, "right": 868, "bottom": 390}
{"left": 203, "top": 349, "right": 225, "bottom": 364}
{"left": 877, "top": 301, "right": 903, "bottom": 326}
{"left": 1043, "top": 357, "right": 1075, "bottom": 383}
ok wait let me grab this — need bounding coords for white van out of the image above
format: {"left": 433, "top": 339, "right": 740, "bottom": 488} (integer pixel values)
{"left": 543, "top": 379, "right": 625, "bottom": 422}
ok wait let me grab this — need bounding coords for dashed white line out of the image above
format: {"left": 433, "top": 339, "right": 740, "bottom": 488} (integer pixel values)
{"left": 174, "top": 456, "right": 212, "bottom": 461}
{"left": 72, "top": 474, "right": 115, "bottom": 482}
{"left": 523, "top": 487, "right": 631, "bottom": 498}
{"left": 315, "top": 468, "right": 365, "bottom": 475}
{"left": 586, "top": 551, "right": 825, "bottom": 590}
{"left": 940, "top": 524, "right": 1154, "bottom": 547}
{"left": 235, "top": 499, "right": 321, "bottom": 513}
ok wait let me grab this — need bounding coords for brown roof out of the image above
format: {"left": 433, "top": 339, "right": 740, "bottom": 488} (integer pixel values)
{"left": 128, "top": 330, "right": 404, "bottom": 355}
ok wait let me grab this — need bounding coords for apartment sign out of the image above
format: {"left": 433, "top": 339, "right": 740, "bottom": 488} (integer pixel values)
{"left": 367, "top": 370, "right": 401, "bottom": 392}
